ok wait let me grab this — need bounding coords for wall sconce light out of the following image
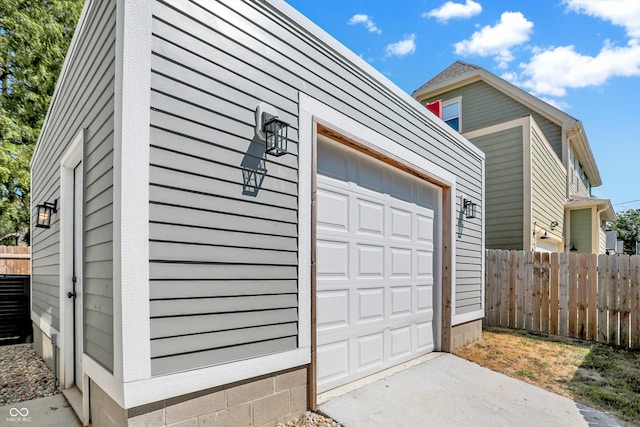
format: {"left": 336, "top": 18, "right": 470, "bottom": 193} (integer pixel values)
{"left": 35, "top": 199, "right": 58, "bottom": 229}
{"left": 570, "top": 243, "right": 578, "bottom": 252}
{"left": 262, "top": 113, "right": 289, "bottom": 157}
{"left": 463, "top": 198, "right": 477, "bottom": 219}
{"left": 533, "top": 221, "right": 550, "bottom": 239}
{"left": 550, "top": 221, "right": 559, "bottom": 231}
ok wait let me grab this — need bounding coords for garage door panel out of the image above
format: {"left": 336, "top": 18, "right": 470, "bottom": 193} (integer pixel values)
{"left": 356, "top": 333, "right": 384, "bottom": 371}
{"left": 317, "top": 290, "right": 349, "bottom": 330}
{"left": 390, "top": 208, "right": 412, "bottom": 240}
{"left": 317, "top": 341, "right": 350, "bottom": 386}
{"left": 417, "top": 214, "right": 434, "bottom": 243}
{"left": 416, "top": 322, "right": 435, "bottom": 351}
{"left": 357, "top": 288, "right": 385, "bottom": 322}
{"left": 317, "top": 138, "right": 437, "bottom": 394}
{"left": 317, "top": 240, "right": 349, "bottom": 278}
{"left": 356, "top": 199, "right": 384, "bottom": 237}
{"left": 317, "top": 188, "right": 349, "bottom": 232}
{"left": 357, "top": 244, "right": 384, "bottom": 278}
{"left": 390, "top": 326, "right": 412, "bottom": 360}
{"left": 390, "top": 286, "right": 412, "bottom": 317}
{"left": 417, "top": 251, "right": 434, "bottom": 277}
{"left": 417, "top": 285, "right": 434, "bottom": 312}
{"left": 390, "top": 248, "right": 412, "bottom": 278}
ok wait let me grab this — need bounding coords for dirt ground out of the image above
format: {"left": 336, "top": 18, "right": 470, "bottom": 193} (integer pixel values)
{"left": 454, "top": 327, "right": 640, "bottom": 425}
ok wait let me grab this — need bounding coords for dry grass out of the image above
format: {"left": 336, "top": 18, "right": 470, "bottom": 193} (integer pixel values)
{"left": 454, "top": 327, "right": 640, "bottom": 425}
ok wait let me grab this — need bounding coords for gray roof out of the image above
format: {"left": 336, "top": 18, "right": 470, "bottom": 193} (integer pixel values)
{"left": 412, "top": 61, "right": 480, "bottom": 96}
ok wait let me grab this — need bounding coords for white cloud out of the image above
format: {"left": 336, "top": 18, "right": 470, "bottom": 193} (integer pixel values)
{"left": 348, "top": 14, "right": 381, "bottom": 34}
{"left": 519, "top": 42, "right": 640, "bottom": 96}
{"left": 564, "top": 0, "right": 640, "bottom": 39}
{"left": 385, "top": 34, "right": 417, "bottom": 57}
{"left": 424, "top": 0, "right": 482, "bottom": 23}
{"left": 454, "top": 12, "right": 533, "bottom": 67}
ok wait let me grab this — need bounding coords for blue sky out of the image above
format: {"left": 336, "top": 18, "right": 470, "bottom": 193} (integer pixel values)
{"left": 285, "top": 0, "right": 640, "bottom": 213}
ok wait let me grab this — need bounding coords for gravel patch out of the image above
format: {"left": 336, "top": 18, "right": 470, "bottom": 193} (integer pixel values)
{"left": 0, "top": 343, "right": 56, "bottom": 405}
{"left": 275, "top": 411, "right": 342, "bottom": 427}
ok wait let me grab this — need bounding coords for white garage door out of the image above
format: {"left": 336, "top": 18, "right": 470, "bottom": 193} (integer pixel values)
{"left": 316, "top": 136, "right": 438, "bottom": 393}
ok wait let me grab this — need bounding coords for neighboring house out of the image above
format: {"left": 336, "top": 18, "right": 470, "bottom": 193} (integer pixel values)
{"left": 413, "top": 61, "right": 614, "bottom": 254}
{"left": 30, "top": 2, "right": 485, "bottom": 426}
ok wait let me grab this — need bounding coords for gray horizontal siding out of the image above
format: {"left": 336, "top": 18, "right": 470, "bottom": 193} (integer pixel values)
{"left": 149, "top": 0, "right": 483, "bottom": 374}
{"left": 470, "top": 127, "right": 524, "bottom": 250}
{"left": 429, "top": 81, "right": 563, "bottom": 160}
{"left": 30, "top": 0, "right": 115, "bottom": 371}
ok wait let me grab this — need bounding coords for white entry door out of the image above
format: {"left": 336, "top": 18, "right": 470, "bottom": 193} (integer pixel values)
{"left": 72, "top": 163, "right": 84, "bottom": 391}
{"left": 316, "top": 136, "right": 438, "bottom": 393}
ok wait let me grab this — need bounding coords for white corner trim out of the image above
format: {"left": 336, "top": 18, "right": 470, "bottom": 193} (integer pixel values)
{"left": 297, "top": 93, "right": 312, "bottom": 349}
{"left": 120, "top": 348, "right": 310, "bottom": 408}
{"left": 113, "top": 0, "right": 152, "bottom": 382}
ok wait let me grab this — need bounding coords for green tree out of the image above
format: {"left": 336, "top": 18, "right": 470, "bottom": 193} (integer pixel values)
{"left": 607, "top": 209, "right": 640, "bottom": 255}
{"left": 0, "top": 0, "right": 84, "bottom": 244}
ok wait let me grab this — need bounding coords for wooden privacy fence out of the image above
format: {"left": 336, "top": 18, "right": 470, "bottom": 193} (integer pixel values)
{"left": 0, "top": 246, "right": 31, "bottom": 275}
{"left": 485, "top": 250, "right": 640, "bottom": 349}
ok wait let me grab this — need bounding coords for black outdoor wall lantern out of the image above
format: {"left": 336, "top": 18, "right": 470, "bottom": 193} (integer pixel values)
{"left": 463, "top": 198, "right": 477, "bottom": 219}
{"left": 35, "top": 199, "right": 58, "bottom": 229}
{"left": 262, "top": 113, "right": 289, "bottom": 157}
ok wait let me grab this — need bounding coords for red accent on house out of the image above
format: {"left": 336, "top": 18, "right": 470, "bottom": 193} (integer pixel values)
{"left": 426, "top": 100, "right": 442, "bottom": 119}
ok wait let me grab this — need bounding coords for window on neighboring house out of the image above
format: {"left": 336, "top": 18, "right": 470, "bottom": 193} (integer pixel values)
{"left": 442, "top": 100, "right": 460, "bottom": 132}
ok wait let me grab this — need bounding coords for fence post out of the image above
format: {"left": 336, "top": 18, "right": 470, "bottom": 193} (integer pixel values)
{"left": 578, "top": 254, "right": 588, "bottom": 340}
{"left": 499, "top": 250, "right": 509, "bottom": 327}
{"left": 631, "top": 256, "right": 640, "bottom": 349}
{"left": 597, "top": 254, "right": 608, "bottom": 343}
{"left": 587, "top": 254, "right": 598, "bottom": 342}
{"left": 549, "top": 253, "right": 559, "bottom": 335}
{"left": 540, "top": 253, "right": 550, "bottom": 334}
{"left": 532, "top": 252, "right": 542, "bottom": 333}
{"left": 608, "top": 255, "right": 619, "bottom": 346}
{"left": 516, "top": 251, "right": 525, "bottom": 329}
{"left": 619, "top": 255, "right": 630, "bottom": 348}
{"left": 559, "top": 253, "right": 569, "bottom": 337}
{"left": 568, "top": 253, "right": 579, "bottom": 338}
{"left": 508, "top": 251, "right": 518, "bottom": 328}
{"left": 523, "top": 251, "right": 534, "bottom": 331}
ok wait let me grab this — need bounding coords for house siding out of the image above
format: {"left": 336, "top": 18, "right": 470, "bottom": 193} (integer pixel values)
{"left": 599, "top": 222, "right": 607, "bottom": 254}
{"left": 31, "top": 1, "right": 115, "bottom": 371}
{"left": 530, "top": 120, "right": 566, "bottom": 244}
{"left": 468, "top": 127, "right": 523, "bottom": 250}
{"left": 147, "top": 0, "right": 483, "bottom": 375}
{"left": 570, "top": 208, "right": 592, "bottom": 253}
{"left": 568, "top": 147, "right": 591, "bottom": 198}
{"left": 424, "top": 81, "right": 563, "bottom": 160}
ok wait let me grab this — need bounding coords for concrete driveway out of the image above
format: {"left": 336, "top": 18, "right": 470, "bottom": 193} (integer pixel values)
{"left": 318, "top": 353, "right": 627, "bottom": 427}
